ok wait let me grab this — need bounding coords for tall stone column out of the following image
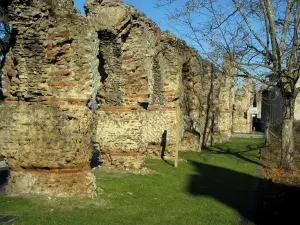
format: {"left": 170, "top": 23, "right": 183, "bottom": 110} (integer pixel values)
{"left": 233, "top": 78, "right": 256, "bottom": 133}
{"left": 86, "top": 0, "right": 160, "bottom": 170}
{"left": 0, "top": 0, "right": 99, "bottom": 197}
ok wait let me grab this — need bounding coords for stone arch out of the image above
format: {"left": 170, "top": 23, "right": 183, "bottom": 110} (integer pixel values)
{"left": 179, "top": 57, "right": 202, "bottom": 151}
{"left": 87, "top": 0, "right": 160, "bottom": 169}
{"left": 0, "top": 0, "right": 238, "bottom": 199}
{"left": 200, "top": 62, "right": 218, "bottom": 147}
{"left": 151, "top": 57, "right": 164, "bottom": 106}
{"left": 96, "top": 30, "right": 123, "bottom": 105}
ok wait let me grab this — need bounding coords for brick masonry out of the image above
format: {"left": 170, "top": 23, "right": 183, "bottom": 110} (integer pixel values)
{"left": 0, "top": 0, "right": 242, "bottom": 197}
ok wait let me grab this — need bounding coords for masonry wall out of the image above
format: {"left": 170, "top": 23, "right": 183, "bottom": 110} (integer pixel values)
{"left": 233, "top": 78, "right": 256, "bottom": 133}
{"left": 85, "top": 0, "right": 207, "bottom": 166}
{"left": 0, "top": 0, "right": 98, "bottom": 197}
{"left": 0, "top": 0, "right": 237, "bottom": 198}
{"left": 214, "top": 55, "right": 235, "bottom": 142}
{"left": 197, "top": 56, "right": 235, "bottom": 146}
{"left": 150, "top": 32, "right": 202, "bottom": 155}
{"left": 86, "top": 0, "right": 160, "bottom": 168}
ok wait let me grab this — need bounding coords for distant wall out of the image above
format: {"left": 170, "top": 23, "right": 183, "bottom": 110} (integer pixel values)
{"left": 233, "top": 78, "right": 256, "bottom": 133}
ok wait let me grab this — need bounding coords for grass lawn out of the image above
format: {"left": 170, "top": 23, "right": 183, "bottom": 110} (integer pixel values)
{"left": 0, "top": 138, "right": 264, "bottom": 225}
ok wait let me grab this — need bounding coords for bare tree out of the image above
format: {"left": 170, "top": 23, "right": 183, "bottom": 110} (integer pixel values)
{"left": 157, "top": 0, "right": 300, "bottom": 170}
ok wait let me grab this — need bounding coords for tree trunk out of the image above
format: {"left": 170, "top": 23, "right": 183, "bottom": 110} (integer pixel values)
{"left": 280, "top": 96, "right": 295, "bottom": 170}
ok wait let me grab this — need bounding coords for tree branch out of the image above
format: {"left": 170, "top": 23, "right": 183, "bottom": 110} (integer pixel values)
{"left": 296, "top": 87, "right": 300, "bottom": 96}
{"left": 279, "top": 0, "right": 294, "bottom": 56}
{"left": 232, "top": 0, "right": 272, "bottom": 57}
{"left": 259, "top": 0, "right": 271, "bottom": 65}
{"left": 289, "top": 0, "right": 300, "bottom": 69}
{"left": 264, "top": 0, "right": 280, "bottom": 70}
{"left": 247, "top": 44, "right": 274, "bottom": 63}
{"left": 211, "top": 8, "right": 239, "bottom": 29}
{"left": 237, "top": 61, "right": 273, "bottom": 70}
{"left": 235, "top": 63, "right": 277, "bottom": 86}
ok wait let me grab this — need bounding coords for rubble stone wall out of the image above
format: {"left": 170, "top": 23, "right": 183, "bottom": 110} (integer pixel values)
{"left": 86, "top": 1, "right": 207, "bottom": 164}
{"left": 0, "top": 0, "right": 237, "bottom": 197}
{"left": 214, "top": 55, "right": 235, "bottom": 142}
{"left": 198, "top": 57, "right": 235, "bottom": 146}
{"left": 148, "top": 32, "right": 203, "bottom": 157}
{"left": 0, "top": 0, "right": 98, "bottom": 197}
{"left": 233, "top": 78, "right": 256, "bottom": 133}
{"left": 96, "top": 108, "right": 147, "bottom": 169}
{"left": 86, "top": 0, "right": 161, "bottom": 167}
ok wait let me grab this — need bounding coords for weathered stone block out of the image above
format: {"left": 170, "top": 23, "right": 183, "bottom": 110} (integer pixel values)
{"left": 0, "top": 104, "right": 95, "bottom": 197}
{"left": 6, "top": 170, "right": 96, "bottom": 198}
{"left": 233, "top": 78, "right": 256, "bottom": 133}
{"left": 95, "top": 108, "right": 147, "bottom": 170}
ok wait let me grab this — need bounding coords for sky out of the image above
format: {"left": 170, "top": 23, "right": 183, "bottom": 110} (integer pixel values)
{"left": 72, "top": 0, "right": 274, "bottom": 84}
{"left": 73, "top": 0, "right": 172, "bottom": 32}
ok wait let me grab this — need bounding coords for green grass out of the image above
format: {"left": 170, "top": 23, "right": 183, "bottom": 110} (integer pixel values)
{"left": 251, "top": 131, "right": 264, "bottom": 135}
{"left": 0, "top": 138, "right": 264, "bottom": 225}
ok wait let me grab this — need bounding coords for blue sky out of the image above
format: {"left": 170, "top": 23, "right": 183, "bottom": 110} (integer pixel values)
{"left": 73, "top": 0, "right": 171, "bottom": 31}
{"left": 72, "top": 0, "right": 224, "bottom": 66}
{"left": 72, "top": 0, "right": 272, "bottom": 80}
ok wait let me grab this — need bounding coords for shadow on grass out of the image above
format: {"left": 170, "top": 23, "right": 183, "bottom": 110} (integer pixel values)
{"left": 204, "top": 145, "right": 264, "bottom": 167}
{"left": 187, "top": 161, "right": 300, "bottom": 224}
{"left": 162, "top": 159, "right": 174, "bottom": 167}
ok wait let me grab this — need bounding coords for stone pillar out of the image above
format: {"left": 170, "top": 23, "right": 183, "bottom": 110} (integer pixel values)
{"left": 0, "top": 105, "right": 96, "bottom": 197}
{"left": 233, "top": 78, "right": 256, "bottom": 133}
{"left": 147, "top": 32, "right": 202, "bottom": 156}
{"left": 0, "top": 0, "right": 99, "bottom": 197}
{"left": 86, "top": 0, "right": 159, "bottom": 169}
{"left": 213, "top": 54, "right": 235, "bottom": 143}
{"left": 86, "top": 1, "right": 204, "bottom": 164}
